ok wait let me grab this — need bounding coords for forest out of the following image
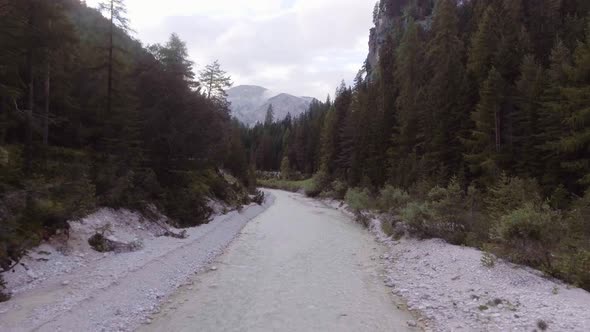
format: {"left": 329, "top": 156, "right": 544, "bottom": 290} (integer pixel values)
{"left": 248, "top": 0, "right": 590, "bottom": 290}
{"left": 0, "top": 0, "right": 255, "bottom": 300}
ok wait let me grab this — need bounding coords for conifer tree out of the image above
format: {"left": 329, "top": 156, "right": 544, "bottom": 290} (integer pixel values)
{"left": 99, "top": 0, "right": 130, "bottom": 115}
{"left": 467, "top": 5, "right": 498, "bottom": 84}
{"left": 556, "top": 21, "right": 590, "bottom": 187}
{"left": 513, "top": 54, "right": 545, "bottom": 176}
{"left": 424, "top": 0, "right": 465, "bottom": 176}
{"left": 464, "top": 67, "right": 505, "bottom": 182}
{"left": 199, "top": 60, "right": 233, "bottom": 100}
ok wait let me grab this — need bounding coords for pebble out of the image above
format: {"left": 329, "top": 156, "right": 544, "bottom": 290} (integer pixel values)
{"left": 210, "top": 266, "right": 218, "bottom": 271}
{"left": 406, "top": 320, "right": 418, "bottom": 327}
{"left": 62, "top": 280, "right": 70, "bottom": 286}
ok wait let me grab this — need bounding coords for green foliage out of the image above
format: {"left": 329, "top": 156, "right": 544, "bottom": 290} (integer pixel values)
{"left": 400, "top": 201, "right": 434, "bottom": 238}
{"left": 494, "top": 203, "right": 562, "bottom": 267}
{"left": 305, "top": 171, "right": 329, "bottom": 197}
{"left": 325, "top": 180, "right": 348, "bottom": 200}
{"left": 485, "top": 174, "right": 542, "bottom": 220}
{"left": 377, "top": 185, "right": 410, "bottom": 212}
{"left": 257, "top": 178, "right": 315, "bottom": 194}
{"left": 280, "top": 156, "right": 291, "bottom": 180}
{"left": 481, "top": 250, "right": 497, "bottom": 268}
{"left": 344, "top": 188, "right": 372, "bottom": 212}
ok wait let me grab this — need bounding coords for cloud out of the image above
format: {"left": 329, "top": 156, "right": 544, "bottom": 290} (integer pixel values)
{"left": 85, "top": 0, "right": 374, "bottom": 98}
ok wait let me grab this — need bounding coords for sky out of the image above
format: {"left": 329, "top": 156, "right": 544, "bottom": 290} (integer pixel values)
{"left": 84, "top": 0, "right": 375, "bottom": 99}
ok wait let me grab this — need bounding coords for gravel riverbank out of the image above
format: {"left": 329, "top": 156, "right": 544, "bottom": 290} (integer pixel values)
{"left": 325, "top": 199, "right": 590, "bottom": 331}
{"left": 0, "top": 194, "right": 274, "bottom": 332}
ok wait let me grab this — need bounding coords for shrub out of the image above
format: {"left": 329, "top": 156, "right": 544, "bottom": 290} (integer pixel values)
{"left": 425, "top": 178, "right": 471, "bottom": 244}
{"left": 377, "top": 185, "right": 410, "bottom": 213}
{"left": 400, "top": 201, "right": 434, "bottom": 237}
{"left": 566, "top": 190, "right": 590, "bottom": 238}
{"left": 305, "top": 171, "right": 329, "bottom": 197}
{"left": 555, "top": 249, "right": 590, "bottom": 290}
{"left": 485, "top": 173, "right": 542, "bottom": 220}
{"left": 481, "top": 250, "right": 497, "bottom": 268}
{"left": 0, "top": 275, "right": 8, "bottom": 302}
{"left": 280, "top": 157, "right": 291, "bottom": 180}
{"left": 325, "top": 180, "right": 348, "bottom": 199}
{"left": 493, "top": 203, "right": 562, "bottom": 267}
{"left": 344, "top": 188, "right": 372, "bottom": 212}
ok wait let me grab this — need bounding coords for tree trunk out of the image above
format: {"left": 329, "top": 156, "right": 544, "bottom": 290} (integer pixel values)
{"left": 107, "top": 0, "right": 113, "bottom": 114}
{"left": 24, "top": 5, "right": 35, "bottom": 175}
{"left": 494, "top": 109, "right": 501, "bottom": 153}
{"left": 43, "top": 20, "right": 51, "bottom": 146}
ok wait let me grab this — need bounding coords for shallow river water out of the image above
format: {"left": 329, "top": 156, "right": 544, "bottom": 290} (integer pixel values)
{"left": 142, "top": 190, "right": 418, "bottom": 332}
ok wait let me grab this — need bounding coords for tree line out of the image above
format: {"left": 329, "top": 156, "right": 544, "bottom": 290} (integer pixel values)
{"left": 0, "top": 0, "right": 251, "bottom": 299}
{"left": 250, "top": 0, "right": 590, "bottom": 290}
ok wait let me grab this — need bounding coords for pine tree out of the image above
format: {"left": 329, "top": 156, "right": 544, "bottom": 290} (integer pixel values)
{"left": 467, "top": 5, "right": 498, "bottom": 84}
{"left": 388, "top": 18, "right": 425, "bottom": 186}
{"left": 424, "top": 0, "right": 465, "bottom": 176}
{"left": 198, "top": 60, "right": 232, "bottom": 100}
{"left": 464, "top": 67, "right": 505, "bottom": 182}
{"left": 513, "top": 54, "right": 545, "bottom": 176}
{"left": 265, "top": 105, "right": 274, "bottom": 125}
{"left": 556, "top": 21, "right": 590, "bottom": 187}
{"left": 99, "top": 0, "right": 131, "bottom": 115}
{"left": 538, "top": 39, "right": 572, "bottom": 187}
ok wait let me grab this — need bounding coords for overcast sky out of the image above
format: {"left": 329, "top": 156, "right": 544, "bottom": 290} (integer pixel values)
{"left": 85, "top": 0, "right": 374, "bottom": 99}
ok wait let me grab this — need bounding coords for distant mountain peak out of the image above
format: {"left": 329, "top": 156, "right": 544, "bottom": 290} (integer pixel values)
{"left": 227, "top": 85, "right": 316, "bottom": 126}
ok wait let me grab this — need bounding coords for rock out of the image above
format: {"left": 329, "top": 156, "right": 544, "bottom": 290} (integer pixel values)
{"left": 210, "top": 266, "right": 218, "bottom": 271}
{"left": 407, "top": 320, "right": 418, "bottom": 327}
{"left": 62, "top": 280, "right": 70, "bottom": 286}
{"left": 26, "top": 269, "right": 37, "bottom": 280}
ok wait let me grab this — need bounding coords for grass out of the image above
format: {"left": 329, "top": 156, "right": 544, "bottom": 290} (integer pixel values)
{"left": 257, "top": 178, "right": 314, "bottom": 193}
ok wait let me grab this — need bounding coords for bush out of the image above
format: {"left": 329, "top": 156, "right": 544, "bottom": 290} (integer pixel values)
{"left": 400, "top": 201, "right": 434, "bottom": 237}
{"left": 377, "top": 185, "right": 410, "bottom": 213}
{"left": 485, "top": 174, "right": 542, "bottom": 220}
{"left": 555, "top": 249, "right": 590, "bottom": 290}
{"left": 304, "top": 171, "right": 329, "bottom": 197}
{"left": 344, "top": 188, "right": 372, "bottom": 212}
{"left": 325, "top": 180, "right": 348, "bottom": 199}
{"left": 0, "top": 275, "right": 8, "bottom": 302}
{"left": 425, "top": 178, "right": 472, "bottom": 244}
{"left": 280, "top": 157, "right": 291, "bottom": 180}
{"left": 493, "top": 203, "right": 562, "bottom": 267}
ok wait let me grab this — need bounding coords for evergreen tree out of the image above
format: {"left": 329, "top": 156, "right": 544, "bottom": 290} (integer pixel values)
{"left": 555, "top": 21, "right": 590, "bottom": 187}
{"left": 424, "top": 0, "right": 465, "bottom": 176}
{"left": 264, "top": 105, "right": 274, "bottom": 125}
{"left": 464, "top": 67, "right": 505, "bottom": 182}
{"left": 467, "top": 5, "right": 498, "bottom": 84}
{"left": 198, "top": 60, "right": 233, "bottom": 100}
{"left": 99, "top": 0, "right": 131, "bottom": 115}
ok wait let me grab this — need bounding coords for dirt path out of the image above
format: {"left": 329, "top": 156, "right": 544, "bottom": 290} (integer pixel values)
{"left": 142, "top": 190, "right": 418, "bottom": 332}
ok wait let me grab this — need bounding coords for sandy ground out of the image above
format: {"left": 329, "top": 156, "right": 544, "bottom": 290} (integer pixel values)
{"left": 0, "top": 196, "right": 274, "bottom": 332}
{"left": 142, "top": 190, "right": 418, "bottom": 332}
{"left": 325, "top": 199, "right": 590, "bottom": 332}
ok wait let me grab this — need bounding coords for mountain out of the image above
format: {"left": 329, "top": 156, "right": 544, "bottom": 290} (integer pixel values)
{"left": 227, "top": 85, "right": 315, "bottom": 126}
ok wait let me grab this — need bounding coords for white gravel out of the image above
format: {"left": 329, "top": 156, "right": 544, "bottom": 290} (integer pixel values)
{"left": 325, "top": 199, "right": 590, "bottom": 331}
{"left": 142, "top": 190, "right": 417, "bottom": 332}
{"left": 0, "top": 195, "right": 274, "bottom": 332}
